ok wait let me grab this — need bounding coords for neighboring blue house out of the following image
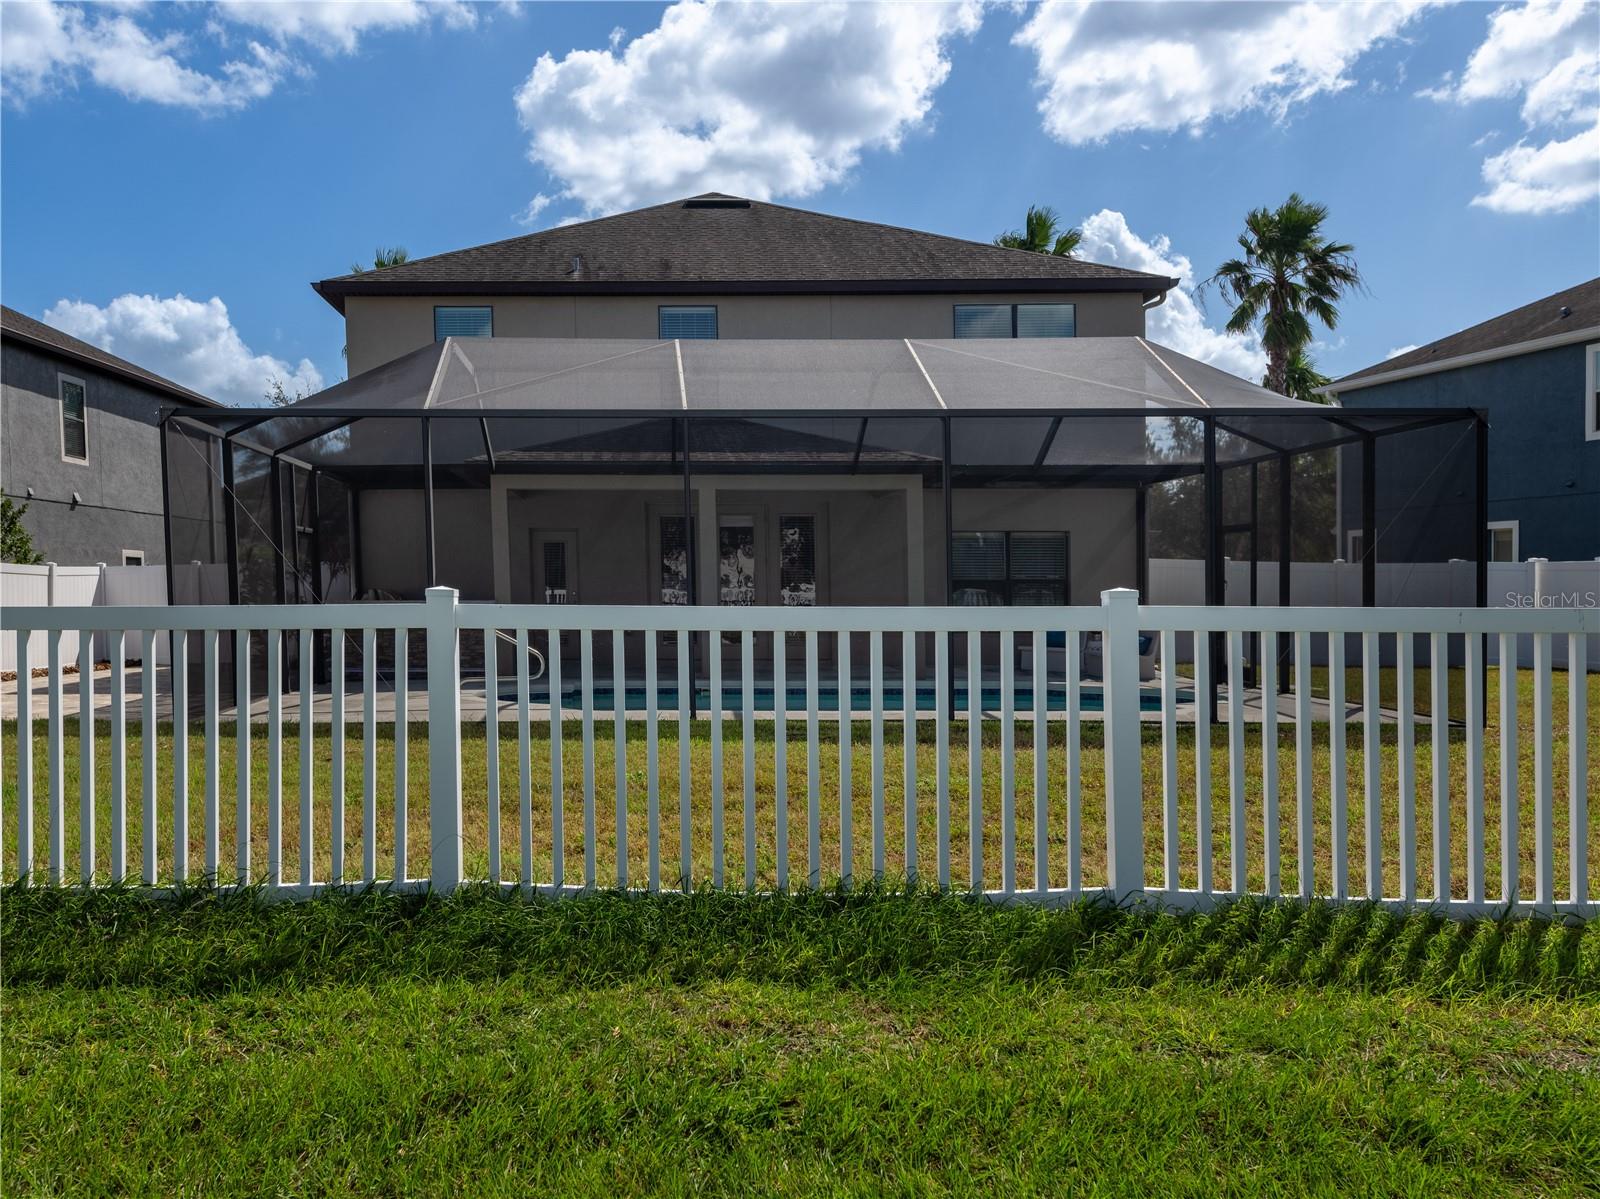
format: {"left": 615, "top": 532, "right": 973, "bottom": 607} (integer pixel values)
{"left": 1325, "top": 278, "right": 1599, "bottom": 563}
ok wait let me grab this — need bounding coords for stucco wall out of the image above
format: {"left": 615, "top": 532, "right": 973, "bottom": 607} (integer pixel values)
{"left": 357, "top": 479, "right": 1137, "bottom": 607}
{"left": 1336, "top": 342, "right": 1599, "bottom": 560}
{"left": 0, "top": 340, "right": 171, "bottom": 564}
{"left": 343, "top": 291, "right": 1150, "bottom": 375}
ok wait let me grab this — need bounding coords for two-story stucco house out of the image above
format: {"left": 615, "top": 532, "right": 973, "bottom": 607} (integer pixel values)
{"left": 1326, "top": 278, "right": 1599, "bottom": 564}
{"left": 2, "top": 305, "right": 220, "bottom": 566}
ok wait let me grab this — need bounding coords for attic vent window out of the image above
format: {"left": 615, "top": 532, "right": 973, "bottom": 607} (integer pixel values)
{"left": 683, "top": 197, "right": 750, "bottom": 208}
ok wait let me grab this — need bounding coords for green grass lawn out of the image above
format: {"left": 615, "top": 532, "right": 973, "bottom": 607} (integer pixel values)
{"left": 4, "top": 887, "right": 1599, "bottom": 1197}
{"left": 4, "top": 666, "right": 1593, "bottom": 899}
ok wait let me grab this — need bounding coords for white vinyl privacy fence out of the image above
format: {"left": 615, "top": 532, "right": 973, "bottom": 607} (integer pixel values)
{"left": 3, "top": 590, "right": 1594, "bottom": 918}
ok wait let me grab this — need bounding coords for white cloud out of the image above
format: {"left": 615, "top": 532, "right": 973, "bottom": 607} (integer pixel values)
{"left": 1385, "top": 344, "right": 1420, "bottom": 359}
{"left": 43, "top": 294, "right": 324, "bottom": 406}
{"left": 1075, "top": 209, "right": 1267, "bottom": 381}
{"left": 1425, "top": 0, "right": 1599, "bottom": 215}
{"left": 1014, "top": 0, "right": 1433, "bottom": 144}
{"left": 1, "top": 1, "right": 475, "bottom": 112}
{"left": 513, "top": 0, "right": 981, "bottom": 216}
{"left": 515, "top": 192, "right": 555, "bottom": 227}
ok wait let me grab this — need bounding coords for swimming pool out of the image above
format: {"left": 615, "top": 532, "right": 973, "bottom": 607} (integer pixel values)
{"left": 499, "top": 682, "right": 1187, "bottom": 713}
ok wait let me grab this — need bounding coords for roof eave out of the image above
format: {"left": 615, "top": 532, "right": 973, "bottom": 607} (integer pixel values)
{"left": 1323, "top": 324, "right": 1600, "bottom": 397}
{"left": 312, "top": 274, "right": 1178, "bottom": 313}
{"left": 0, "top": 326, "right": 220, "bottom": 407}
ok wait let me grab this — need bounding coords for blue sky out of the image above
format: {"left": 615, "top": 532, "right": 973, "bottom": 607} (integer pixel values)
{"left": 2, "top": 0, "right": 1595, "bottom": 404}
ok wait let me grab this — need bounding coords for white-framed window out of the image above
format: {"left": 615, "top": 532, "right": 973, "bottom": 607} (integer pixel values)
{"left": 433, "top": 306, "right": 493, "bottom": 340}
{"left": 121, "top": 550, "right": 145, "bottom": 566}
{"left": 1487, "top": 520, "right": 1519, "bottom": 563}
{"left": 1585, "top": 342, "right": 1599, "bottom": 441}
{"left": 59, "top": 372, "right": 88, "bottom": 462}
{"left": 659, "top": 306, "right": 718, "bottom": 339}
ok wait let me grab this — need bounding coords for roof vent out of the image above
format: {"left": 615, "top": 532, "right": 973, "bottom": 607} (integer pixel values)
{"left": 568, "top": 255, "right": 584, "bottom": 278}
{"left": 1559, "top": 305, "right": 1571, "bottom": 318}
{"left": 684, "top": 196, "right": 750, "bottom": 209}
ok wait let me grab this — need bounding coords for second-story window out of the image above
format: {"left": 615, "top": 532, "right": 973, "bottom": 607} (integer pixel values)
{"left": 59, "top": 373, "right": 88, "bottom": 462}
{"left": 660, "top": 306, "right": 718, "bottom": 339}
{"left": 434, "top": 306, "right": 493, "bottom": 340}
{"left": 953, "top": 303, "right": 1077, "bottom": 339}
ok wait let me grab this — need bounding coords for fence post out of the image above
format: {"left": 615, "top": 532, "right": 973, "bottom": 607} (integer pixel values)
{"left": 1102, "top": 587, "right": 1145, "bottom": 903}
{"left": 426, "top": 586, "right": 463, "bottom": 894}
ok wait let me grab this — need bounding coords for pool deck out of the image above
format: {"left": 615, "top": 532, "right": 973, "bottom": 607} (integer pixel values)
{"left": 2, "top": 665, "right": 1422, "bottom": 726}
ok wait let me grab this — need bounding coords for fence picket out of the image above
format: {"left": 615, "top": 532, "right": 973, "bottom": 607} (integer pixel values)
{"left": 935, "top": 630, "right": 950, "bottom": 889}
{"left": 742, "top": 629, "right": 756, "bottom": 890}
{"left": 615, "top": 627, "right": 629, "bottom": 890}
{"left": 548, "top": 628, "right": 564, "bottom": 890}
{"left": 869, "top": 629, "right": 885, "bottom": 882}
{"left": 299, "top": 629, "right": 314, "bottom": 887}
{"left": 172, "top": 629, "right": 188, "bottom": 884}
{"left": 1031, "top": 630, "right": 1047, "bottom": 895}
{"left": 202, "top": 628, "right": 219, "bottom": 883}
{"left": 1160, "top": 627, "right": 1179, "bottom": 892}
{"left": 805, "top": 629, "right": 820, "bottom": 889}
{"left": 775, "top": 631, "right": 788, "bottom": 892}
{"left": 1465, "top": 632, "right": 1485, "bottom": 905}
{"left": 1533, "top": 632, "right": 1553, "bottom": 906}
{"left": 78, "top": 630, "right": 95, "bottom": 883}
{"left": 46, "top": 631, "right": 63, "bottom": 885}
{"left": 1569, "top": 634, "right": 1588, "bottom": 909}
{"left": 516, "top": 628, "right": 532, "bottom": 891}
{"left": 838, "top": 631, "right": 852, "bottom": 888}
{"left": 142, "top": 629, "right": 157, "bottom": 886}
{"left": 331, "top": 633, "right": 345, "bottom": 885}
{"left": 1397, "top": 633, "right": 1417, "bottom": 903}
{"left": 484, "top": 629, "right": 499, "bottom": 885}
{"left": 394, "top": 628, "right": 408, "bottom": 882}
{"left": 1259, "top": 630, "right": 1278, "bottom": 897}
{"left": 1328, "top": 632, "right": 1346, "bottom": 900}
{"left": 1430, "top": 632, "right": 1450, "bottom": 902}
{"left": 1499, "top": 633, "right": 1518, "bottom": 904}
{"left": 1226, "top": 630, "right": 1245, "bottom": 894}
{"left": 904, "top": 629, "right": 917, "bottom": 885}
{"left": 580, "top": 629, "right": 596, "bottom": 889}
{"left": 15, "top": 632, "right": 33, "bottom": 883}
{"left": 236, "top": 629, "right": 251, "bottom": 884}
{"left": 676, "top": 630, "right": 689, "bottom": 891}
{"left": 1066, "top": 634, "right": 1082, "bottom": 893}
{"left": 362, "top": 627, "right": 376, "bottom": 885}
{"left": 1294, "top": 630, "right": 1313, "bottom": 900}
{"left": 646, "top": 630, "right": 660, "bottom": 892}
{"left": 111, "top": 633, "right": 126, "bottom": 882}
{"left": 710, "top": 629, "right": 724, "bottom": 889}
{"left": 267, "top": 629, "right": 282, "bottom": 888}
{"left": 1193, "top": 630, "right": 1212, "bottom": 896}
{"left": 1000, "top": 629, "right": 1015, "bottom": 896}
{"left": 1363, "top": 632, "right": 1381, "bottom": 900}
{"left": 967, "top": 631, "right": 982, "bottom": 890}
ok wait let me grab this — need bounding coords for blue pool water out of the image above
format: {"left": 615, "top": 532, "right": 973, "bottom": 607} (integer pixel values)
{"left": 501, "top": 683, "right": 1186, "bottom": 714}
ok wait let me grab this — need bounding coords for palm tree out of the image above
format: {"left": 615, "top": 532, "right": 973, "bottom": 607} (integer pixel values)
{"left": 1282, "top": 348, "right": 1332, "bottom": 405}
{"left": 1205, "top": 194, "right": 1361, "bottom": 396}
{"left": 994, "top": 205, "right": 1081, "bottom": 257}
{"left": 349, "top": 246, "right": 409, "bottom": 274}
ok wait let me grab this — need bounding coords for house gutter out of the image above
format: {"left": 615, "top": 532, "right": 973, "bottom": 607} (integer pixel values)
{"left": 1320, "top": 324, "right": 1600, "bottom": 399}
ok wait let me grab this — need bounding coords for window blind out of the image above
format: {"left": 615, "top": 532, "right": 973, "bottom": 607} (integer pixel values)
{"left": 953, "top": 305, "right": 1013, "bottom": 338}
{"left": 1016, "top": 303, "right": 1076, "bottom": 339}
{"left": 659, "top": 306, "right": 718, "bottom": 339}
{"left": 951, "top": 532, "right": 1006, "bottom": 578}
{"left": 433, "top": 306, "right": 493, "bottom": 340}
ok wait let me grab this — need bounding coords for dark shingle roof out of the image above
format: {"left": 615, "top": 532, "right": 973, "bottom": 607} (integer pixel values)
{"left": 313, "top": 194, "right": 1177, "bottom": 313}
{"left": 1, "top": 305, "right": 219, "bottom": 406}
{"left": 1332, "top": 277, "right": 1600, "bottom": 388}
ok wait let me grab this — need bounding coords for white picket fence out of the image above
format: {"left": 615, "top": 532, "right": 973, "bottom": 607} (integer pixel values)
{"left": 2, "top": 561, "right": 176, "bottom": 671}
{"left": 2, "top": 589, "right": 1593, "bottom": 918}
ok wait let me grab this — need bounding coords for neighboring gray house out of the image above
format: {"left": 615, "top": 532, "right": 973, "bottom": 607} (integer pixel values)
{"left": 1325, "top": 278, "right": 1600, "bottom": 563}
{"left": 2, "top": 305, "right": 219, "bottom": 566}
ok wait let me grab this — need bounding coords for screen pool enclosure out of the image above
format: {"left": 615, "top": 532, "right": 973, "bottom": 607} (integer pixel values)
{"left": 160, "top": 336, "right": 1487, "bottom": 622}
